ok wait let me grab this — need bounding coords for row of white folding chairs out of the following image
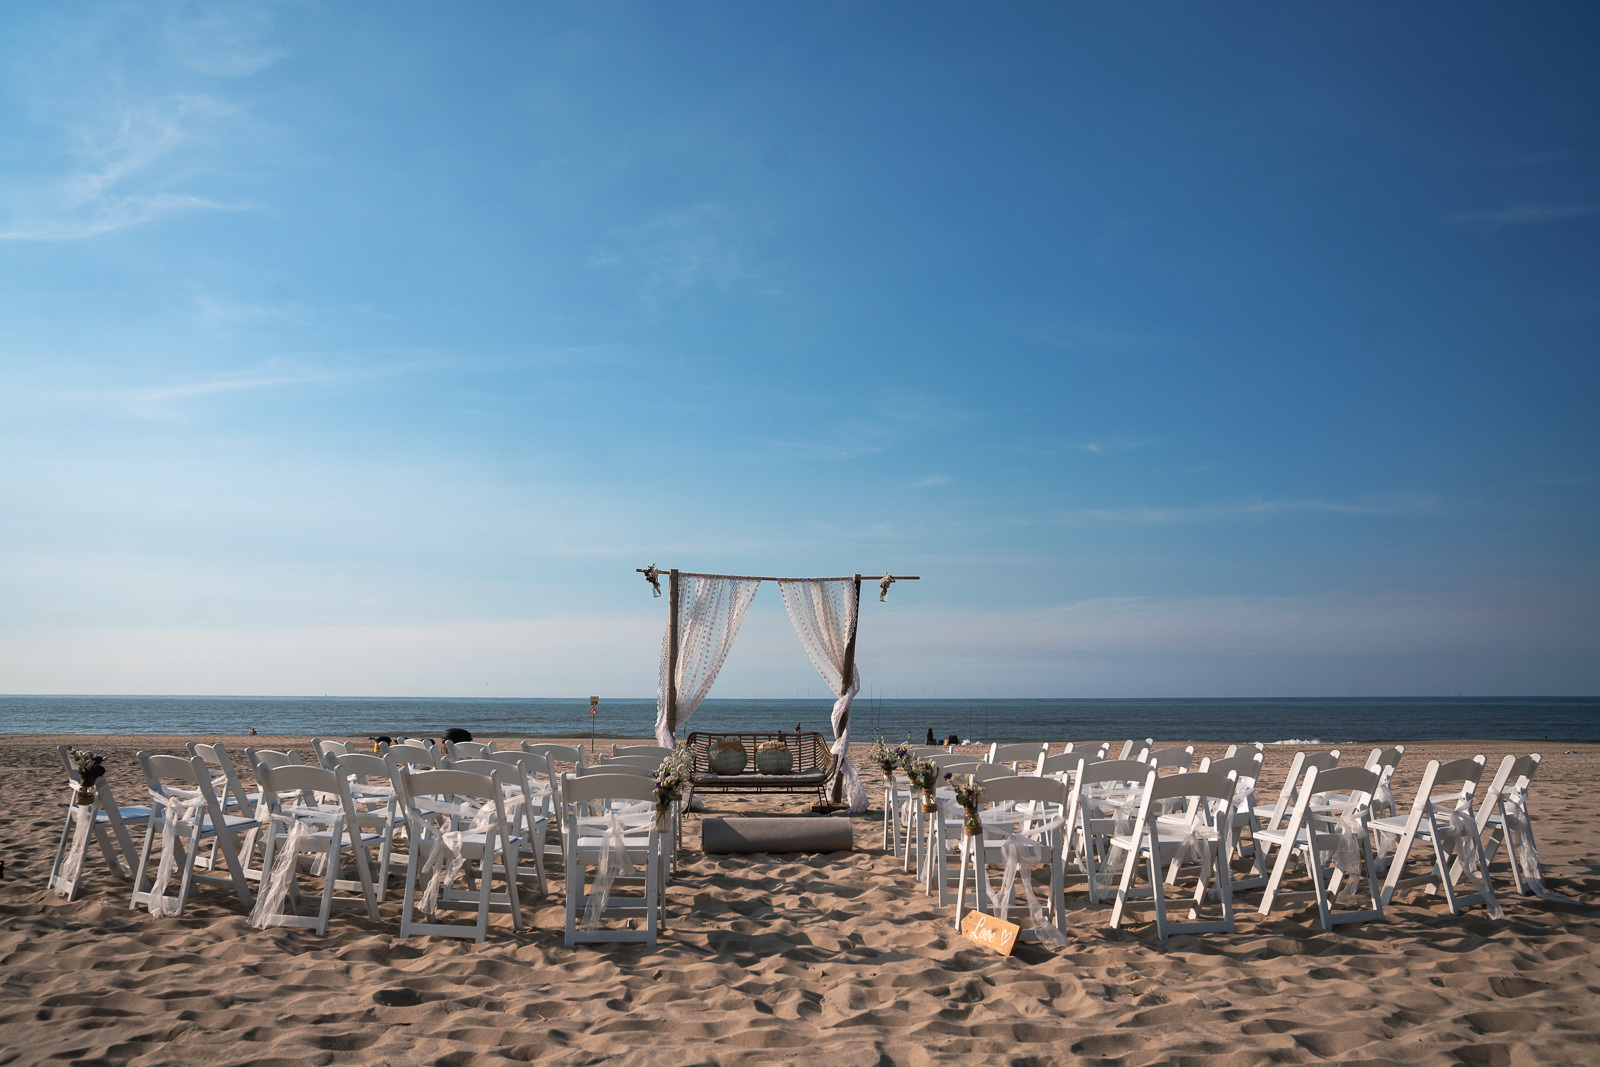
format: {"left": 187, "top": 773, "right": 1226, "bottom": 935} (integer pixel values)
{"left": 912, "top": 760, "right": 1253, "bottom": 945}
{"left": 51, "top": 739, "right": 679, "bottom": 940}
{"left": 942, "top": 754, "right": 1363, "bottom": 943}
{"left": 116, "top": 749, "right": 542, "bottom": 941}
{"left": 881, "top": 740, "right": 1266, "bottom": 864}
{"left": 1108, "top": 748, "right": 1546, "bottom": 938}
{"left": 894, "top": 741, "right": 1547, "bottom": 941}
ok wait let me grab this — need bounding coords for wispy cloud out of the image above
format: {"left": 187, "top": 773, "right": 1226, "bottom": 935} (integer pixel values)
{"left": 1012, "top": 437, "right": 1158, "bottom": 458}
{"left": 0, "top": 94, "right": 244, "bottom": 241}
{"left": 1053, "top": 492, "right": 1443, "bottom": 526}
{"left": 193, "top": 294, "right": 314, "bottom": 330}
{"left": 1448, "top": 202, "right": 1600, "bottom": 230}
{"left": 163, "top": 2, "right": 288, "bottom": 78}
{"left": 1066, "top": 439, "right": 1157, "bottom": 456}
{"left": 912, "top": 475, "right": 951, "bottom": 488}
{"left": 591, "top": 203, "right": 785, "bottom": 306}
{"left": 3, "top": 361, "right": 420, "bottom": 422}
{"left": 771, "top": 424, "right": 895, "bottom": 461}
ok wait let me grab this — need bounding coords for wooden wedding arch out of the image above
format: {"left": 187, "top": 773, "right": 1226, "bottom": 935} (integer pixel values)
{"left": 639, "top": 567, "right": 919, "bottom": 805}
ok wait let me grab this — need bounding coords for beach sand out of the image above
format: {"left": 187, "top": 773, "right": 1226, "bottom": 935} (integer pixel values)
{"left": 2, "top": 734, "right": 1596, "bottom": 1065}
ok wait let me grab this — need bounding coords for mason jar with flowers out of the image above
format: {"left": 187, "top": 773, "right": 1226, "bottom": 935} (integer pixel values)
{"left": 951, "top": 773, "right": 985, "bottom": 836}
{"left": 904, "top": 756, "right": 939, "bottom": 813}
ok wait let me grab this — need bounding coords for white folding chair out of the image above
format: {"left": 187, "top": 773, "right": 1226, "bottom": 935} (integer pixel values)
{"left": 1370, "top": 756, "right": 1501, "bottom": 917}
{"left": 1036, "top": 746, "right": 1107, "bottom": 781}
{"left": 398, "top": 768, "right": 525, "bottom": 942}
{"left": 954, "top": 775, "right": 1069, "bottom": 946}
{"left": 602, "top": 754, "right": 664, "bottom": 770}
{"left": 1257, "top": 749, "right": 1341, "bottom": 834}
{"left": 451, "top": 757, "right": 549, "bottom": 896}
{"left": 525, "top": 742, "right": 588, "bottom": 769}
{"left": 923, "top": 766, "right": 1020, "bottom": 904}
{"left": 1362, "top": 745, "right": 1405, "bottom": 818}
{"left": 383, "top": 743, "right": 442, "bottom": 781}
{"left": 523, "top": 743, "right": 588, "bottom": 835}
{"left": 1108, "top": 770, "right": 1238, "bottom": 940}
{"left": 986, "top": 743, "right": 1049, "bottom": 773}
{"left": 239, "top": 746, "right": 313, "bottom": 881}
{"left": 1064, "top": 758, "right": 1154, "bottom": 905}
{"left": 1136, "top": 745, "right": 1195, "bottom": 773}
{"left": 445, "top": 740, "right": 497, "bottom": 761}
{"left": 131, "top": 752, "right": 259, "bottom": 916}
{"left": 1255, "top": 765, "right": 1385, "bottom": 931}
{"left": 311, "top": 738, "right": 356, "bottom": 770}
{"left": 185, "top": 742, "right": 260, "bottom": 815}
{"left": 612, "top": 744, "right": 674, "bottom": 759}
{"left": 49, "top": 747, "right": 150, "bottom": 900}
{"left": 1469, "top": 754, "right": 1549, "bottom": 898}
{"left": 332, "top": 751, "right": 409, "bottom": 902}
{"left": 563, "top": 774, "right": 667, "bottom": 946}
{"left": 1113, "top": 738, "right": 1153, "bottom": 761}
{"left": 250, "top": 762, "right": 382, "bottom": 934}
{"left": 572, "top": 763, "right": 654, "bottom": 778}
{"left": 1193, "top": 751, "right": 1269, "bottom": 889}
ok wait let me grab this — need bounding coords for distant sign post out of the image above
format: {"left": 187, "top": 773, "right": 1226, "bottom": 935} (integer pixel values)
{"left": 588, "top": 695, "right": 599, "bottom": 756}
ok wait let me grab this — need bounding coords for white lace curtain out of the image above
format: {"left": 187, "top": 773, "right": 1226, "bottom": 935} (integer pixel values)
{"left": 778, "top": 579, "right": 867, "bottom": 813}
{"left": 655, "top": 576, "right": 761, "bottom": 748}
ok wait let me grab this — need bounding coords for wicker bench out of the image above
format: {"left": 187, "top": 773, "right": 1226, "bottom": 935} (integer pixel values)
{"left": 686, "top": 731, "right": 837, "bottom": 803}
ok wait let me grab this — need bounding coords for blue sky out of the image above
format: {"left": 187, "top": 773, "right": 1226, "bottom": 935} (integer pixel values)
{"left": 2, "top": 2, "right": 1596, "bottom": 699}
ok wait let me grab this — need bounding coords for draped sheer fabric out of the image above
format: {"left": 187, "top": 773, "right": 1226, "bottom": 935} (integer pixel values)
{"left": 1439, "top": 803, "right": 1504, "bottom": 919}
{"left": 146, "top": 794, "right": 205, "bottom": 917}
{"left": 975, "top": 802, "right": 1069, "bottom": 947}
{"left": 249, "top": 818, "right": 313, "bottom": 928}
{"left": 655, "top": 576, "right": 761, "bottom": 748}
{"left": 779, "top": 579, "right": 867, "bottom": 813}
{"left": 54, "top": 805, "right": 94, "bottom": 899}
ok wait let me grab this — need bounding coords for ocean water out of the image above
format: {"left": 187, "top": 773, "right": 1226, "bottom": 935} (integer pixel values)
{"left": 0, "top": 695, "right": 1595, "bottom": 744}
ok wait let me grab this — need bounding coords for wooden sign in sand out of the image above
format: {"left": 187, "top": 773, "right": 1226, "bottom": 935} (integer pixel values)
{"left": 960, "top": 910, "right": 1020, "bottom": 956}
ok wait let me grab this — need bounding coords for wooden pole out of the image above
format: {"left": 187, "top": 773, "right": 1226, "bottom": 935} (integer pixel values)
{"left": 829, "top": 573, "right": 863, "bottom": 805}
{"left": 665, "top": 568, "right": 680, "bottom": 742}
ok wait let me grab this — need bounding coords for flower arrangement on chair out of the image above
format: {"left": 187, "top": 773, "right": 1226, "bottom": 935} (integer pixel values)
{"left": 950, "top": 774, "right": 985, "bottom": 836}
{"left": 870, "top": 738, "right": 907, "bottom": 781}
{"left": 653, "top": 747, "right": 693, "bottom": 826}
{"left": 904, "top": 756, "right": 939, "bottom": 812}
{"left": 69, "top": 749, "right": 106, "bottom": 806}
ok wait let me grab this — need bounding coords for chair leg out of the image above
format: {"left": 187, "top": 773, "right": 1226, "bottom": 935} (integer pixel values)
{"left": 502, "top": 845, "right": 524, "bottom": 933}
{"left": 1108, "top": 834, "right": 1142, "bottom": 930}
{"left": 317, "top": 844, "right": 339, "bottom": 935}
{"left": 1147, "top": 845, "right": 1169, "bottom": 940}
{"left": 130, "top": 818, "right": 160, "bottom": 909}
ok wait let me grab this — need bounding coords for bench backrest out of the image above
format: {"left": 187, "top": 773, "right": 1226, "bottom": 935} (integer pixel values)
{"left": 685, "top": 732, "right": 833, "bottom": 776}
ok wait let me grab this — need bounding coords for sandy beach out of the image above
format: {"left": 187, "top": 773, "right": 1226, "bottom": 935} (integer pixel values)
{"left": 2, "top": 734, "right": 1596, "bottom": 1065}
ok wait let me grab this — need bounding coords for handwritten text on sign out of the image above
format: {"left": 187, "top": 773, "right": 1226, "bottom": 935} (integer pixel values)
{"left": 960, "top": 910, "right": 1020, "bottom": 956}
